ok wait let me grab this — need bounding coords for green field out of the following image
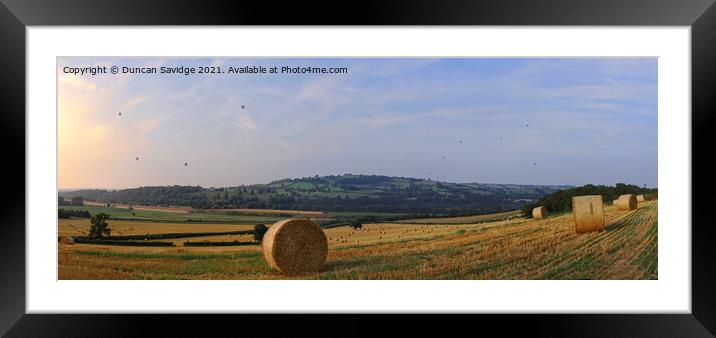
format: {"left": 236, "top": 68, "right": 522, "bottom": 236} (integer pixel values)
{"left": 59, "top": 205, "right": 284, "bottom": 223}
{"left": 59, "top": 205, "right": 409, "bottom": 224}
{"left": 327, "top": 211, "right": 409, "bottom": 218}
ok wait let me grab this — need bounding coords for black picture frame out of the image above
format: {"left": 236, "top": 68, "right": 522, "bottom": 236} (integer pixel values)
{"left": 1, "top": 0, "right": 715, "bottom": 336}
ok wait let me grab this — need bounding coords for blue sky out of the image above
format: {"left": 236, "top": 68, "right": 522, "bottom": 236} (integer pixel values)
{"left": 58, "top": 58, "right": 657, "bottom": 189}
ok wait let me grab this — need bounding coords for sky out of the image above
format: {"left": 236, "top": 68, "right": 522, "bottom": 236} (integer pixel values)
{"left": 58, "top": 57, "right": 657, "bottom": 189}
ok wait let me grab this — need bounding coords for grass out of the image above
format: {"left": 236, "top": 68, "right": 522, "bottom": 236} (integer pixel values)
{"left": 60, "top": 205, "right": 283, "bottom": 223}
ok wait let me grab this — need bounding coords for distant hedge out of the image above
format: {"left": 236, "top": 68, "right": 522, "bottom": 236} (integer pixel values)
{"left": 522, "top": 183, "right": 657, "bottom": 217}
{"left": 184, "top": 241, "right": 259, "bottom": 247}
{"left": 58, "top": 209, "right": 91, "bottom": 219}
{"left": 75, "top": 230, "right": 253, "bottom": 241}
{"left": 72, "top": 238, "right": 174, "bottom": 246}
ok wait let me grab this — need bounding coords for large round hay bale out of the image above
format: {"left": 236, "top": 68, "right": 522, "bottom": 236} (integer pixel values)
{"left": 262, "top": 219, "right": 328, "bottom": 274}
{"left": 532, "top": 206, "right": 547, "bottom": 220}
{"left": 636, "top": 194, "right": 645, "bottom": 202}
{"left": 616, "top": 194, "right": 637, "bottom": 210}
{"left": 572, "top": 195, "right": 605, "bottom": 233}
{"left": 58, "top": 236, "right": 75, "bottom": 245}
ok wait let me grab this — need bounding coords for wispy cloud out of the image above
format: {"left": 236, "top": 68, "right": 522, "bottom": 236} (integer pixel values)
{"left": 232, "top": 110, "right": 258, "bottom": 131}
{"left": 57, "top": 57, "right": 657, "bottom": 188}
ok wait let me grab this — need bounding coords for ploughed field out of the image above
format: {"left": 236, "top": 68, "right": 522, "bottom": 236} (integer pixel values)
{"left": 58, "top": 201, "right": 657, "bottom": 280}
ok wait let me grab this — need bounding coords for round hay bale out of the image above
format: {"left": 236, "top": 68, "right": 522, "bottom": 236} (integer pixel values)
{"left": 636, "top": 194, "right": 646, "bottom": 202}
{"left": 572, "top": 195, "right": 605, "bottom": 233}
{"left": 616, "top": 194, "right": 637, "bottom": 211}
{"left": 532, "top": 206, "right": 548, "bottom": 220}
{"left": 262, "top": 219, "right": 328, "bottom": 274}
{"left": 58, "top": 236, "right": 75, "bottom": 245}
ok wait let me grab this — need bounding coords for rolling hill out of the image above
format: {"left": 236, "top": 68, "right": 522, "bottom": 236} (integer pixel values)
{"left": 59, "top": 174, "right": 570, "bottom": 215}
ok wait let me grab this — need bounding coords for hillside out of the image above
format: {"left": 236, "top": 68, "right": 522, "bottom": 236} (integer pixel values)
{"left": 59, "top": 174, "right": 570, "bottom": 215}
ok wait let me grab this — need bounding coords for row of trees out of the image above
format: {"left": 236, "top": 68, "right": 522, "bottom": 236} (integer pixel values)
{"left": 60, "top": 187, "right": 521, "bottom": 214}
{"left": 58, "top": 196, "right": 84, "bottom": 206}
{"left": 522, "top": 183, "right": 658, "bottom": 217}
{"left": 58, "top": 176, "right": 566, "bottom": 214}
{"left": 58, "top": 209, "right": 91, "bottom": 219}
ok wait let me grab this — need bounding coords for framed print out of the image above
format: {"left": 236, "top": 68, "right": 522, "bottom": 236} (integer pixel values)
{"left": 2, "top": 0, "right": 715, "bottom": 336}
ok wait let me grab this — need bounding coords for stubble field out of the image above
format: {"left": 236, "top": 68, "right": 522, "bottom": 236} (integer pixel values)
{"left": 58, "top": 200, "right": 657, "bottom": 280}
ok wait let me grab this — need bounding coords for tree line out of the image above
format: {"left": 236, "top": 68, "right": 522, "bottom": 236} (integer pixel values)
{"left": 522, "top": 183, "right": 657, "bottom": 217}
{"left": 58, "top": 175, "right": 566, "bottom": 214}
{"left": 58, "top": 196, "right": 85, "bottom": 206}
{"left": 58, "top": 209, "right": 91, "bottom": 219}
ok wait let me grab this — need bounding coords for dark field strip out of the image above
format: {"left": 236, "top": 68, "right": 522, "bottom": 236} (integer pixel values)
{"left": 75, "top": 250, "right": 261, "bottom": 260}
{"left": 184, "top": 241, "right": 259, "bottom": 247}
{"left": 69, "top": 230, "right": 253, "bottom": 241}
{"left": 73, "top": 239, "right": 174, "bottom": 247}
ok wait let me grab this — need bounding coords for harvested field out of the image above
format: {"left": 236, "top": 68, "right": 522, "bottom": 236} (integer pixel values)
{"left": 150, "top": 234, "right": 257, "bottom": 246}
{"left": 59, "top": 219, "right": 253, "bottom": 237}
{"left": 396, "top": 210, "right": 523, "bottom": 224}
{"left": 59, "top": 201, "right": 657, "bottom": 280}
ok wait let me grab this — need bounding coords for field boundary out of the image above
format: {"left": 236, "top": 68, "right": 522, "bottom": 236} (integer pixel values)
{"left": 63, "top": 229, "right": 253, "bottom": 242}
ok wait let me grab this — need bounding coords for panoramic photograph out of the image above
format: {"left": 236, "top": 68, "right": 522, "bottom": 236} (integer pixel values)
{"left": 57, "top": 57, "right": 657, "bottom": 280}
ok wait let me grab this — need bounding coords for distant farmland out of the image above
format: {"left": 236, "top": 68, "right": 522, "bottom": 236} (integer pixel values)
{"left": 84, "top": 201, "right": 191, "bottom": 213}
{"left": 60, "top": 204, "right": 409, "bottom": 224}
{"left": 59, "top": 205, "right": 284, "bottom": 223}
{"left": 199, "top": 208, "right": 327, "bottom": 218}
{"left": 396, "top": 210, "right": 523, "bottom": 224}
{"left": 58, "top": 174, "right": 569, "bottom": 213}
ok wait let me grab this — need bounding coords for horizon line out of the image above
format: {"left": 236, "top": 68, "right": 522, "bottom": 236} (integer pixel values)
{"left": 58, "top": 174, "right": 657, "bottom": 191}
